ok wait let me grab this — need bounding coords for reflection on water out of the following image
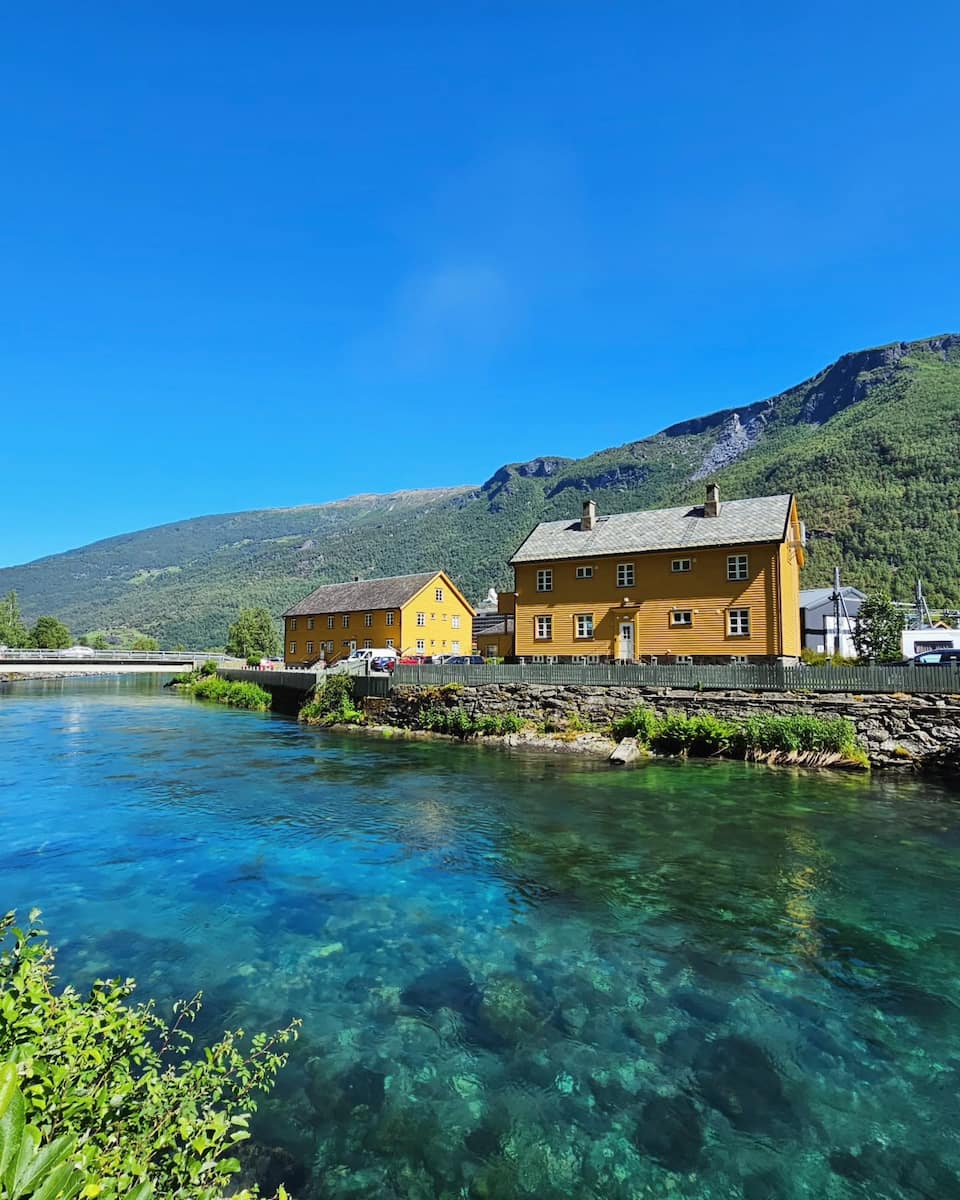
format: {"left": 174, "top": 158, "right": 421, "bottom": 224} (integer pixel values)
{"left": 1, "top": 676, "right": 959, "bottom": 1198}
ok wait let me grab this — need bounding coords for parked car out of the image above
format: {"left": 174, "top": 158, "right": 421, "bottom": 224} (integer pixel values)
{"left": 398, "top": 655, "right": 427, "bottom": 665}
{"left": 445, "top": 655, "right": 486, "bottom": 665}
{"left": 370, "top": 656, "right": 396, "bottom": 673}
{"left": 66, "top": 645, "right": 96, "bottom": 657}
{"left": 902, "top": 649, "right": 960, "bottom": 667}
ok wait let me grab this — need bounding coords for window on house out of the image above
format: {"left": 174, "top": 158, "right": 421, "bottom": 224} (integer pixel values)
{"left": 288, "top": 642, "right": 296, "bottom": 655}
{"left": 452, "top": 615, "right": 460, "bottom": 629}
{"left": 326, "top": 641, "right": 334, "bottom": 652}
{"left": 363, "top": 639, "right": 372, "bottom": 649}
{"left": 431, "top": 613, "right": 436, "bottom": 620}
{"left": 727, "top": 554, "right": 749, "bottom": 581}
{"left": 385, "top": 611, "right": 394, "bottom": 626}
{"left": 342, "top": 614, "right": 350, "bottom": 628}
{"left": 364, "top": 613, "right": 373, "bottom": 627}
{"left": 442, "top": 613, "right": 447, "bottom": 621}
{"left": 307, "top": 617, "right": 314, "bottom": 629}
{"left": 416, "top": 639, "right": 425, "bottom": 652}
{"left": 536, "top": 569, "right": 553, "bottom": 592}
{"left": 730, "top": 654, "right": 749, "bottom": 664}
{"left": 416, "top": 612, "right": 426, "bottom": 626}
{"left": 535, "top": 615, "right": 553, "bottom": 640}
{"left": 576, "top": 565, "right": 593, "bottom": 579}
{"left": 676, "top": 655, "right": 694, "bottom": 665}
{"left": 435, "top": 587, "right": 444, "bottom": 602}
{"left": 575, "top": 613, "right": 594, "bottom": 639}
{"left": 671, "top": 610, "right": 693, "bottom": 626}
{"left": 306, "top": 640, "right": 314, "bottom": 654}
{"left": 728, "top": 608, "right": 751, "bottom": 636}
{"left": 617, "top": 563, "right": 635, "bottom": 588}
{"left": 385, "top": 638, "right": 394, "bottom": 648}
{"left": 672, "top": 558, "right": 691, "bottom": 573}
{"left": 327, "top": 616, "right": 335, "bottom": 629}
{"left": 452, "top": 641, "right": 461, "bottom": 654}
{"left": 290, "top": 618, "right": 297, "bottom": 631}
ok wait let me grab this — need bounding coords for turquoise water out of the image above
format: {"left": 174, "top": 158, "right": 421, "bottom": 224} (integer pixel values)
{"left": 1, "top": 677, "right": 959, "bottom": 1199}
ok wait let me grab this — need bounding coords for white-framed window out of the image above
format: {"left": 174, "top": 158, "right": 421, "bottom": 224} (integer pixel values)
{"left": 536, "top": 569, "right": 553, "bottom": 592}
{"left": 326, "top": 640, "right": 334, "bottom": 652}
{"left": 363, "top": 639, "right": 372, "bottom": 649}
{"left": 730, "top": 654, "right": 749, "bottom": 663}
{"left": 676, "top": 655, "right": 694, "bottom": 665}
{"left": 307, "top": 617, "right": 314, "bottom": 629}
{"left": 385, "top": 611, "right": 394, "bottom": 626}
{"left": 535, "top": 615, "right": 553, "bottom": 640}
{"left": 452, "top": 615, "right": 460, "bottom": 629}
{"left": 435, "top": 586, "right": 444, "bottom": 602}
{"left": 288, "top": 642, "right": 296, "bottom": 654}
{"left": 452, "top": 641, "right": 461, "bottom": 654}
{"left": 327, "top": 616, "right": 335, "bottom": 629}
{"left": 385, "top": 638, "right": 394, "bottom": 648}
{"left": 290, "top": 618, "right": 297, "bottom": 631}
{"left": 364, "top": 613, "right": 373, "bottom": 627}
{"left": 416, "top": 612, "right": 426, "bottom": 626}
{"left": 306, "top": 640, "right": 314, "bottom": 654}
{"left": 348, "top": 640, "right": 357, "bottom": 652}
{"left": 342, "top": 639, "right": 350, "bottom": 648}
{"left": 671, "top": 558, "right": 691, "bottom": 573}
{"left": 617, "top": 563, "right": 635, "bottom": 588}
{"left": 727, "top": 554, "right": 749, "bottom": 581}
{"left": 576, "top": 565, "right": 593, "bottom": 579}
{"left": 728, "top": 608, "right": 751, "bottom": 636}
{"left": 342, "top": 614, "right": 350, "bottom": 628}
{"left": 671, "top": 610, "right": 693, "bottom": 627}
{"left": 416, "top": 639, "right": 425, "bottom": 652}
{"left": 575, "top": 613, "right": 594, "bottom": 639}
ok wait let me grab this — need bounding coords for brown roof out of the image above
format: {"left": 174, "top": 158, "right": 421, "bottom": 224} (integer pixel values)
{"left": 283, "top": 572, "right": 440, "bottom": 617}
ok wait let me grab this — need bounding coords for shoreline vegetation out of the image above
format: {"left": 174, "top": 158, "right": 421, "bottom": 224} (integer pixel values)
{"left": 298, "top": 678, "right": 870, "bottom": 770}
{"left": 170, "top": 662, "right": 271, "bottom": 710}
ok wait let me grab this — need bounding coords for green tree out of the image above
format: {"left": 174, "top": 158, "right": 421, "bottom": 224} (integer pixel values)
{"left": 853, "top": 592, "right": 905, "bottom": 661}
{"left": 131, "top": 635, "right": 159, "bottom": 651}
{"left": 0, "top": 591, "right": 30, "bottom": 648}
{"left": 29, "top": 616, "right": 72, "bottom": 650}
{"left": 225, "top": 608, "right": 279, "bottom": 659}
{"left": 88, "top": 633, "right": 110, "bottom": 650}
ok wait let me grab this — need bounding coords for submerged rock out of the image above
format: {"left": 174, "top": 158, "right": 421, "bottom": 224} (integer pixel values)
{"left": 693, "top": 1035, "right": 795, "bottom": 1132}
{"left": 338, "top": 1064, "right": 386, "bottom": 1112}
{"left": 673, "top": 988, "right": 730, "bottom": 1024}
{"left": 634, "top": 1093, "right": 704, "bottom": 1172}
{"left": 401, "top": 959, "right": 479, "bottom": 1014}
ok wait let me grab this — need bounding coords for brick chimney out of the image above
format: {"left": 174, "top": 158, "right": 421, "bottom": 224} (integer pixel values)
{"left": 704, "top": 482, "right": 721, "bottom": 517}
{"left": 581, "top": 499, "right": 596, "bottom": 531}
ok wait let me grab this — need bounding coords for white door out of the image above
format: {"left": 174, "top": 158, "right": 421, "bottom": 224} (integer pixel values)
{"left": 619, "top": 622, "right": 634, "bottom": 660}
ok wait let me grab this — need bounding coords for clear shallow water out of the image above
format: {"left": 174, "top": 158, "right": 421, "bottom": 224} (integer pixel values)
{"left": 1, "top": 677, "right": 960, "bottom": 1199}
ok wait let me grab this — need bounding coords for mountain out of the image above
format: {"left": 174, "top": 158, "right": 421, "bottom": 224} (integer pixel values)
{"left": 3, "top": 333, "right": 959, "bottom": 648}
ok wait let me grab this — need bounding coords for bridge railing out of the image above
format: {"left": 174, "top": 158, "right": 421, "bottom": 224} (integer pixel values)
{"left": 0, "top": 649, "right": 229, "bottom": 663}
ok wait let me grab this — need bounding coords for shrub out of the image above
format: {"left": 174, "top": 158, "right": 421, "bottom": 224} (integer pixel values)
{"left": 246, "top": 655, "right": 261, "bottom": 667}
{"left": 649, "top": 711, "right": 737, "bottom": 756}
{"left": 199, "top": 659, "right": 219, "bottom": 676}
{"left": 476, "top": 712, "right": 525, "bottom": 735}
{"left": 0, "top": 912, "right": 298, "bottom": 1199}
{"left": 299, "top": 674, "right": 364, "bottom": 726}
{"left": 188, "top": 676, "right": 271, "bottom": 710}
{"left": 610, "top": 705, "right": 659, "bottom": 744}
{"left": 734, "top": 713, "right": 860, "bottom": 757}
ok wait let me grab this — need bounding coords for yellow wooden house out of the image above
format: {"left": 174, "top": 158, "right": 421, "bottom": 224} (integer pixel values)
{"left": 283, "top": 571, "right": 473, "bottom": 666}
{"left": 509, "top": 484, "right": 804, "bottom": 663}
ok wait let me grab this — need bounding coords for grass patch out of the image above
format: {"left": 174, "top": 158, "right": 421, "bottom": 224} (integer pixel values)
{"left": 610, "top": 705, "right": 868, "bottom": 767}
{"left": 171, "top": 666, "right": 270, "bottom": 710}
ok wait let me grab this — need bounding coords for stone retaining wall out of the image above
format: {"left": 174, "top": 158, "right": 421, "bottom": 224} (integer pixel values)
{"left": 371, "top": 683, "right": 960, "bottom": 769}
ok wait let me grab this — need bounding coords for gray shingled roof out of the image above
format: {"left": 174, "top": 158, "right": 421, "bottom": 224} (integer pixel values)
{"left": 800, "top": 586, "right": 866, "bottom": 611}
{"left": 284, "top": 572, "right": 439, "bottom": 617}
{"left": 510, "top": 494, "right": 794, "bottom": 563}
{"left": 474, "top": 613, "right": 510, "bottom": 636}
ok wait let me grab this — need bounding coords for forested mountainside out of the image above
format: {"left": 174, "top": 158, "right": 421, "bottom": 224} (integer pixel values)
{"left": 3, "top": 333, "right": 958, "bottom": 648}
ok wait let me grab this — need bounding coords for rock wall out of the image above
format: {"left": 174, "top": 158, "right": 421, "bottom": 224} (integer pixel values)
{"left": 372, "top": 683, "right": 960, "bottom": 769}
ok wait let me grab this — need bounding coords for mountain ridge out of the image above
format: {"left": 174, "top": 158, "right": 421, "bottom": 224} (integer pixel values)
{"left": 3, "top": 331, "right": 958, "bottom": 648}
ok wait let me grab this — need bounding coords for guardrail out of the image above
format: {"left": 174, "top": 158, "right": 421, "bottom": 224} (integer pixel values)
{"left": 392, "top": 661, "right": 960, "bottom": 694}
{"left": 0, "top": 649, "right": 229, "bottom": 663}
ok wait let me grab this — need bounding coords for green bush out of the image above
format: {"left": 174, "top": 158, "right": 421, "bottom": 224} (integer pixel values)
{"left": 735, "top": 713, "right": 859, "bottom": 756}
{"left": 476, "top": 712, "right": 525, "bottom": 735}
{"left": 199, "top": 660, "right": 219, "bottom": 676}
{"left": 299, "top": 675, "right": 364, "bottom": 726}
{"left": 648, "top": 711, "right": 737, "bottom": 756}
{"left": 0, "top": 912, "right": 298, "bottom": 1200}
{"left": 186, "top": 676, "right": 271, "bottom": 710}
{"left": 610, "top": 705, "right": 659, "bottom": 744}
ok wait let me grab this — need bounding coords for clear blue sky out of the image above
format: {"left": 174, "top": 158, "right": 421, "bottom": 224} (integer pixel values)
{"left": 2, "top": 3, "right": 958, "bottom": 566}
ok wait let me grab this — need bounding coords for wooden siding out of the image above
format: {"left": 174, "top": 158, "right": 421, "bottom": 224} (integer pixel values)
{"left": 514, "top": 542, "right": 790, "bottom": 659}
{"left": 399, "top": 576, "right": 474, "bottom": 658}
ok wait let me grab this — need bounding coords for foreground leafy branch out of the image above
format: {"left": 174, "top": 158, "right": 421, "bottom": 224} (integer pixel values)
{"left": 0, "top": 913, "right": 299, "bottom": 1199}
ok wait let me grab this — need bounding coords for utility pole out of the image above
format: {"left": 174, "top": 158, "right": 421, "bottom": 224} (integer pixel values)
{"left": 832, "top": 566, "right": 842, "bottom": 657}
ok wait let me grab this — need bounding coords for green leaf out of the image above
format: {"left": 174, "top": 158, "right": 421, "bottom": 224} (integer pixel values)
{"left": 0, "top": 1063, "right": 18, "bottom": 1121}
{"left": 0, "top": 1068, "right": 25, "bottom": 1186}
{"left": 11, "top": 1132, "right": 77, "bottom": 1199}
{"left": 29, "top": 1159, "right": 85, "bottom": 1200}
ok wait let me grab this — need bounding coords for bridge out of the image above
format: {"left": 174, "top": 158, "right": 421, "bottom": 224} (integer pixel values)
{"left": 0, "top": 649, "right": 236, "bottom": 668}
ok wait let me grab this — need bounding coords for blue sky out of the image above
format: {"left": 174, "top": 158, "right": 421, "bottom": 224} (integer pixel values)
{"left": 2, "top": 3, "right": 958, "bottom": 566}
